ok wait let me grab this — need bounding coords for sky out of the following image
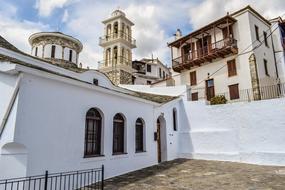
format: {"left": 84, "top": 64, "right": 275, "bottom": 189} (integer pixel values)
{"left": 0, "top": 0, "right": 285, "bottom": 69}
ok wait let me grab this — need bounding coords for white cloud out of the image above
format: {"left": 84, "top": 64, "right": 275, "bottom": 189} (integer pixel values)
{"left": 0, "top": 2, "right": 49, "bottom": 53}
{"left": 62, "top": 9, "right": 69, "bottom": 23}
{"left": 65, "top": 1, "right": 191, "bottom": 68}
{"left": 35, "top": 0, "right": 73, "bottom": 17}
{"left": 1, "top": 0, "right": 285, "bottom": 70}
{"left": 0, "top": 0, "right": 17, "bottom": 17}
{"left": 189, "top": 0, "right": 285, "bottom": 29}
{"left": 126, "top": 5, "right": 166, "bottom": 59}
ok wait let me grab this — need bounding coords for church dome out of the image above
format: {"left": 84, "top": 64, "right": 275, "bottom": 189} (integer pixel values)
{"left": 29, "top": 32, "right": 83, "bottom": 68}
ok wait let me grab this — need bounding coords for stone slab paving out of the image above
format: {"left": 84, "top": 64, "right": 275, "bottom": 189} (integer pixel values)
{"left": 103, "top": 159, "right": 285, "bottom": 190}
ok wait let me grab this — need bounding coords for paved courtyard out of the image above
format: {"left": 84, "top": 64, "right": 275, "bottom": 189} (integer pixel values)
{"left": 104, "top": 159, "right": 285, "bottom": 190}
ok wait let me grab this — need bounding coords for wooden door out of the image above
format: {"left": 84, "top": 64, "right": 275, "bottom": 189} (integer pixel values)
{"left": 190, "top": 42, "right": 195, "bottom": 60}
{"left": 196, "top": 40, "right": 202, "bottom": 58}
{"left": 206, "top": 79, "right": 215, "bottom": 101}
{"left": 182, "top": 44, "right": 191, "bottom": 62}
{"left": 207, "top": 36, "right": 212, "bottom": 53}
{"left": 157, "top": 119, "right": 161, "bottom": 163}
{"left": 202, "top": 36, "right": 209, "bottom": 55}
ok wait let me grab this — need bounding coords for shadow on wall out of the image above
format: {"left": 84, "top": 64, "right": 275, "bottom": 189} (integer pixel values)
{"left": 179, "top": 98, "right": 285, "bottom": 166}
{"left": 0, "top": 142, "right": 28, "bottom": 179}
{"left": 157, "top": 115, "right": 168, "bottom": 163}
{"left": 177, "top": 100, "right": 194, "bottom": 157}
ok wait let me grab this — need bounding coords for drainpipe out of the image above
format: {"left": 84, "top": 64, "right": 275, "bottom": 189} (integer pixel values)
{"left": 0, "top": 73, "right": 22, "bottom": 138}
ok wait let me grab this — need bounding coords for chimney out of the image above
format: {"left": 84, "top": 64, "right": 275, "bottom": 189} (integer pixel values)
{"left": 175, "top": 29, "right": 182, "bottom": 40}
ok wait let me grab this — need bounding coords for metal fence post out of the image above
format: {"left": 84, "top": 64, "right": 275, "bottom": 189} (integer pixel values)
{"left": 101, "top": 165, "right": 104, "bottom": 190}
{"left": 44, "top": 170, "right": 48, "bottom": 190}
{"left": 246, "top": 89, "right": 251, "bottom": 102}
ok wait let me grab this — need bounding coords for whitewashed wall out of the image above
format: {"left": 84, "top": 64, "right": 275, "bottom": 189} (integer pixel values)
{"left": 248, "top": 12, "right": 277, "bottom": 86}
{"left": 0, "top": 73, "right": 27, "bottom": 179}
{"left": 0, "top": 71, "right": 181, "bottom": 179}
{"left": 123, "top": 85, "right": 285, "bottom": 166}
{"left": 179, "top": 98, "right": 285, "bottom": 166}
{"left": 271, "top": 21, "right": 285, "bottom": 83}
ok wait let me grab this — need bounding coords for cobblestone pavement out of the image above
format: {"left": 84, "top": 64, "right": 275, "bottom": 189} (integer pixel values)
{"left": 103, "top": 159, "right": 285, "bottom": 190}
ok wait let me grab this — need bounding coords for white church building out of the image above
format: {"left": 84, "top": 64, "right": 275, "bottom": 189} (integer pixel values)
{"left": 0, "top": 32, "right": 182, "bottom": 180}
{"left": 0, "top": 7, "right": 285, "bottom": 185}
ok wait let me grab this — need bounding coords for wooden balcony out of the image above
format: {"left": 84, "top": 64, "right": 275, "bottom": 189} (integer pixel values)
{"left": 172, "top": 37, "right": 238, "bottom": 72}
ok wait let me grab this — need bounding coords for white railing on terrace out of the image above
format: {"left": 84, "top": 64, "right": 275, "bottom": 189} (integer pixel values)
{"left": 99, "top": 30, "right": 136, "bottom": 47}
{"left": 98, "top": 56, "right": 132, "bottom": 68}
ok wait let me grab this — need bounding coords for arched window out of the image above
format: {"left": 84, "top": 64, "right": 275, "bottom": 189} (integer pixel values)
{"left": 173, "top": 108, "right": 177, "bottom": 131}
{"left": 113, "top": 113, "right": 125, "bottom": 154}
{"left": 135, "top": 118, "right": 144, "bottom": 152}
{"left": 84, "top": 108, "right": 102, "bottom": 157}
{"left": 35, "top": 47, "right": 38, "bottom": 56}
{"left": 51, "top": 45, "right": 56, "bottom": 58}
{"left": 69, "top": 50, "right": 73, "bottom": 62}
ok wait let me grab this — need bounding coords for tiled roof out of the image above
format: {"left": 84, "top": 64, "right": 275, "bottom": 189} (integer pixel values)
{"left": 130, "top": 91, "right": 178, "bottom": 104}
{"left": 0, "top": 35, "right": 22, "bottom": 53}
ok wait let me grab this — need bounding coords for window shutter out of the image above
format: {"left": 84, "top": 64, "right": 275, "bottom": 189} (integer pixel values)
{"left": 190, "top": 71, "right": 197, "bottom": 86}
{"left": 191, "top": 92, "right": 198, "bottom": 101}
{"left": 227, "top": 59, "right": 237, "bottom": 77}
{"left": 229, "top": 84, "right": 239, "bottom": 100}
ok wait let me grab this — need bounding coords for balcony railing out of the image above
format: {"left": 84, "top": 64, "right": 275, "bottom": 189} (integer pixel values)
{"left": 98, "top": 56, "right": 132, "bottom": 68}
{"left": 99, "top": 30, "right": 136, "bottom": 47}
{"left": 172, "top": 37, "right": 238, "bottom": 72}
{"left": 188, "top": 83, "right": 285, "bottom": 104}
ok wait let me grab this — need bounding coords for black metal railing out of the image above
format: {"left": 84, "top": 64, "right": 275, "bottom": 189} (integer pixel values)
{"left": 189, "top": 83, "right": 285, "bottom": 103}
{"left": 173, "top": 37, "right": 238, "bottom": 67}
{"left": 0, "top": 166, "right": 104, "bottom": 190}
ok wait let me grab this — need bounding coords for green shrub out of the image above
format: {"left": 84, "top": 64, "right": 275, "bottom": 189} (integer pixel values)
{"left": 210, "top": 95, "right": 227, "bottom": 105}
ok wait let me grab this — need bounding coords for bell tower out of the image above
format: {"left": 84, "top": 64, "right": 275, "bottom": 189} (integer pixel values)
{"left": 99, "top": 9, "right": 136, "bottom": 85}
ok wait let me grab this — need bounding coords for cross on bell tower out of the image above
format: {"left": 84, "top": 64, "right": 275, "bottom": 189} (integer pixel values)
{"left": 99, "top": 9, "right": 136, "bottom": 85}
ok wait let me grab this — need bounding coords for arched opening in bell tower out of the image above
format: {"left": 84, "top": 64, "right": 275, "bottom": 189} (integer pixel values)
{"left": 105, "top": 48, "right": 111, "bottom": 66}
{"left": 126, "top": 49, "right": 131, "bottom": 65}
{"left": 106, "top": 24, "right": 112, "bottom": 39}
{"left": 121, "top": 23, "right": 125, "bottom": 38}
{"left": 114, "top": 22, "right": 118, "bottom": 38}
{"left": 113, "top": 46, "right": 118, "bottom": 65}
{"left": 121, "top": 47, "right": 125, "bottom": 64}
{"left": 126, "top": 26, "right": 130, "bottom": 41}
